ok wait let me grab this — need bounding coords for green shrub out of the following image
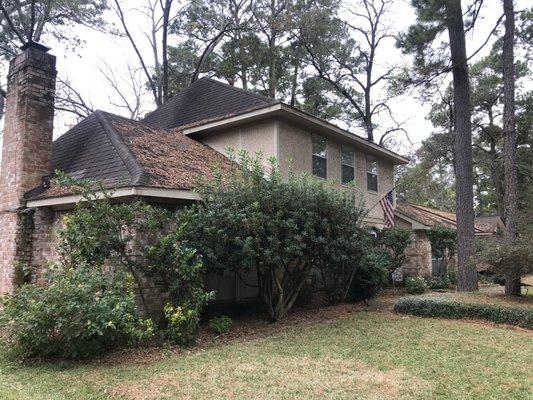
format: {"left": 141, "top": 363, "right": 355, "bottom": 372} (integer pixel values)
{"left": 478, "top": 235, "right": 533, "bottom": 291}
{"left": 0, "top": 266, "right": 154, "bottom": 359}
{"left": 405, "top": 277, "right": 429, "bottom": 294}
{"left": 164, "top": 303, "right": 200, "bottom": 346}
{"left": 348, "top": 247, "right": 389, "bottom": 301}
{"left": 394, "top": 297, "right": 533, "bottom": 329}
{"left": 208, "top": 316, "right": 233, "bottom": 334}
{"left": 377, "top": 228, "right": 412, "bottom": 272}
{"left": 145, "top": 226, "right": 214, "bottom": 311}
{"left": 184, "top": 151, "right": 366, "bottom": 321}
{"left": 427, "top": 276, "right": 452, "bottom": 290}
{"left": 427, "top": 226, "right": 457, "bottom": 273}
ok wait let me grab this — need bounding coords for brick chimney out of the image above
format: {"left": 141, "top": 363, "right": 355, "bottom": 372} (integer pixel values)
{"left": 0, "top": 42, "right": 56, "bottom": 294}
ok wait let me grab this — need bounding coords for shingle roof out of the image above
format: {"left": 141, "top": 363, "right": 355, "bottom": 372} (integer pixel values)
{"left": 474, "top": 215, "right": 505, "bottom": 234}
{"left": 142, "top": 77, "right": 278, "bottom": 129}
{"left": 395, "top": 202, "right": 495, "bottom": 235}
{"left": 26, "top": 111, "right": 235, "bottom": 199}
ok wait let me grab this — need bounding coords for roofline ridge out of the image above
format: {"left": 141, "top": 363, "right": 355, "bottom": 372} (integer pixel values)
{"left": 409, "top": 204, "right": 485, "bottom": 233}
{"left": 201, "top": 77, "right": 279, "bottom": 104}
{"left": 94, "top": 111, "right": 149, "bottom": 186}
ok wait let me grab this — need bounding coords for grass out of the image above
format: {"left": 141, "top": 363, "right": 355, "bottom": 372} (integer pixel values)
{"left": 0, "top": 310, "right": 532, "bottom": 400}
{"left": 422, "top": 286, "right": 533, "bottom": 308}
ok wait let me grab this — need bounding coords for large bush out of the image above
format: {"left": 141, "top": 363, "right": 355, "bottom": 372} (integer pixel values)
{"left": 427, "top": 226, "right": 457, "bottom": 274}
{"left": 144, "top": 226, "right": 214, "bottom": 343}
{"left": 184, "top": 152, "right": 367, "bottom": 321}
{"left": 376, "top": 228, "right": 412, "bottom": 273}
{"left": 0, "top": 182, "right": 216, "bottom": 357}
{"left": 347, "top": 246, "right": 389, "bottom": 301}
{"left": 394, "top": 297, "right": 533, "bottom": 329}
{"left": 478, "top": 235, "right": 533, "bottom": 293}
{"left": 0, "top": 265, "right": 154, "bottom": 359}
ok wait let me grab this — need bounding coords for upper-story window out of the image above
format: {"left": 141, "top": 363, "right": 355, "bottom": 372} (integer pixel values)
{"left": 312, "top": 135, "right": 327, "bottom": 179}
{"left": 341, "top": 146, "right": 355, "bottom": 184}
{"left": 366, "top": 155, "right": 378, "bottom": 191}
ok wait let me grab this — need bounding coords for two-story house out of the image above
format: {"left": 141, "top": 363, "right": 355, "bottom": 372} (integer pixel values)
{"left": 0, "top": 44, "right": 408, "bottom": 301}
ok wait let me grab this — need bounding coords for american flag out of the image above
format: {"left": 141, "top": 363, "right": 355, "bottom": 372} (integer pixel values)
{"left": 379, "top": 190, "right": 395, "bottom": 228}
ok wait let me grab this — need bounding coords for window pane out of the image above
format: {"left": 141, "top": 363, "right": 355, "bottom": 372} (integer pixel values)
{"left": 366, "top": 155, "right": 378, "bottom": 175}
{"left": 313, "top": 155, "right": 327, "bottom": 178}
{"left": 312, "top": 135, "right": 327, "bottom": 158}
{"left": 367, "top": 172, "right": 378, "bottom": 191}
{"left": 341, "top": 147, "right": 354, "bottom": 166}
{"left": 342, "top": 164, "right": 355, "bottom": 184}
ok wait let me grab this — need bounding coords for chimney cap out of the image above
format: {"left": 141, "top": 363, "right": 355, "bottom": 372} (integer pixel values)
{"left": 19, "top": 41, "right": 50, "bottom": 52}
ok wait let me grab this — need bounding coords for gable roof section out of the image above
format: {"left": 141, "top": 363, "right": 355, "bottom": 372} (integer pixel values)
{"left": 26, "top": 111, "right": 235, "bottom": 200}
{"left": 143, "top": 77, "right": 407, "bottom": 165}
{"left": 142, "top": 77, "right": 278, "bottom": 129}
{"left": 394, "top": 202, "right": 494, "bottom": 235}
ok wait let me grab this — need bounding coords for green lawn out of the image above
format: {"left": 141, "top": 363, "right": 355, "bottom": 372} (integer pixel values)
{"left": 0, "top": 310, "right": 531, "bottom": 400}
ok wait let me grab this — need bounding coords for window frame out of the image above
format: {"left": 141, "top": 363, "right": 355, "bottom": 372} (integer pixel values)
{"left": 341, "top": 145, "right": 355, "bottom": 185}
{"left": 312, "top": 135, "right": 327, "bottom": 179}
{"left": 366, "top": 155, "right": 378, "bottom": 192}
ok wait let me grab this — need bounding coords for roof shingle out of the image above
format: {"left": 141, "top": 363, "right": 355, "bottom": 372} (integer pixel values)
{"left": 27, "top": 111, "right": 235, "bottom": 199}
{"left": 395, "top": 202, "right": 500, "bottom": 235}
{"left": 142, "top": 77, "right": 278, "bottom": 129}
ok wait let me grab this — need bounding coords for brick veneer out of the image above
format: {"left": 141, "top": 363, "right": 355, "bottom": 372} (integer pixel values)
{"left": 0, "top": 45, "right": 56, "bottom": 294}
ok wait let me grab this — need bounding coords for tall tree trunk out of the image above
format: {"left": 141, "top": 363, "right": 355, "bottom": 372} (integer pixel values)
{"left": 162, "top": 0, "right": 172, "bottom": 102}
{"left": 502, "top": 0, "right": 520, "bottom": 295}
{"left": 290, "top": 58, "right": 299, "bottom": 106}
{"left": 267, "top": 0, "right": 278, "bottom": 99}
{"left": 445, "top": 0, "right": 478, "bottom": 291}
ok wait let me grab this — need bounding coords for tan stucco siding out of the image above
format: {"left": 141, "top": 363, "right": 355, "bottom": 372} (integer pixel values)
{"left": 200, "top": 120, "right": 277, "bottom": 169}
{"left": 277, "top": 120, "right": 395, "bottom": 228}
{"left": 394, "top": 215, "right": 413, "bottom": 230}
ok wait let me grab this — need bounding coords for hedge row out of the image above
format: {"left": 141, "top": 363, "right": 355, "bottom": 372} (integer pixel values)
{"left": 393, "top": 297, "right": 533, "bottom": 329}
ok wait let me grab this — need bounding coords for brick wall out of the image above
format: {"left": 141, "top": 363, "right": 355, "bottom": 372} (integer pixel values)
{"left": 0, "top": 45, "right": 56, "bottom": 294}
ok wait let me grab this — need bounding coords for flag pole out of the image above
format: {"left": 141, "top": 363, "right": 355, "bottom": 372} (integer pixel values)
{"left": 366, "top": 183, "right": 399, "bottom": 214}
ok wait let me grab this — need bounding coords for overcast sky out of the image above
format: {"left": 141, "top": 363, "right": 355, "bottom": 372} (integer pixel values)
{"left": 1, "top": 0, "right": 531, "bottom": 157}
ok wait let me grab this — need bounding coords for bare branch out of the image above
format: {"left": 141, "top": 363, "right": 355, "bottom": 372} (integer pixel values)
{"left": 55, "top": 78, "right": 94, "bottom": 121}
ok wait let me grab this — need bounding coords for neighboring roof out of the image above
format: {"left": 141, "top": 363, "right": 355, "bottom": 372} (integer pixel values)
{"left": 26, "top": 111, "right": 235, "bottom": 200}
{"left": 474, "top": 215, "right": 506, "bottom": 235}
{"left": 394, "top": 202, "right": 498, "bottom": 235}
{"left": 143, "top": 77, "right": 278, "bottom": 129}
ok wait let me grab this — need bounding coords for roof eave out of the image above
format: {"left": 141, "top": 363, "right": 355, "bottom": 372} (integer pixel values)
{"left": 25, "top": 186, "right": 201, "bottom": 210}
{"left": 182, "top": 103, "right": 409, "bottom": 165}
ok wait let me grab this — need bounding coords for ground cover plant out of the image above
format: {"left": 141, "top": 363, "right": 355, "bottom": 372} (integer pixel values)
{"left": 0, "top": 307, "right": 531, "bottom": 400}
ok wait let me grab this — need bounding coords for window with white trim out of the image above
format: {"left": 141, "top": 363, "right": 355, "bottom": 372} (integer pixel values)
{"left": 312, "top": 135, "right": 327, "bottom": 179}
{"left": 366, "top": 155, "right": 378, "bottom": 191}
{"left": 341, "top": 146, "right": 355, "bottom": 184}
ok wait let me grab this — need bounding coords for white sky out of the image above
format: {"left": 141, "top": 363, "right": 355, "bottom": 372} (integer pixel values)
{"left": 1, "top": 0, "right": 530, "bottom": 157}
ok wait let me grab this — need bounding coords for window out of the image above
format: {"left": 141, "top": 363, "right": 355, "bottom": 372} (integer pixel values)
{"left": 312, "top": 135, "right": 327, "bottom": 178}
{"left": 341, "top": 146, "right": 355, "bottom": 184}
{"left": 366, "top": 155, "right": 378, "bottom": 191}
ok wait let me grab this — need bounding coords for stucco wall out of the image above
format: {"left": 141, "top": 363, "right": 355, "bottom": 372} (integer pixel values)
{"left": 200, "top": 119, "right": 278, "bottom": 170}
{"left": 277, "top": 120, "right": 395, "bottom": 228}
